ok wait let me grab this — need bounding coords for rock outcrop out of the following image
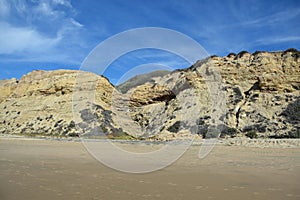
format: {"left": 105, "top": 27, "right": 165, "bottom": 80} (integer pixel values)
{"left": 0, "top": 70, "right": 117, "bottom": 137}
{"left": 0, "top": 49, "right": 299, "bottom": 139}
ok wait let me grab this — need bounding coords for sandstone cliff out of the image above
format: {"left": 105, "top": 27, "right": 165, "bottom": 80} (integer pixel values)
{"left": 0, "top": 49, "right": 299, "bottom": 139}
{"left": 0, "top": 70, "right": 116, "bottom": 137}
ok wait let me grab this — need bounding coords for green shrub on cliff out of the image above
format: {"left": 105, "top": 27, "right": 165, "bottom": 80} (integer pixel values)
{"left": 245, "top": 130, "right": 258, "bottom": 139}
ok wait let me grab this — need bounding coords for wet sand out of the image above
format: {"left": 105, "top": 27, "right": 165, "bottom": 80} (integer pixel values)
{"left": 0, "top": 138, "right": 300, "bottom": 200}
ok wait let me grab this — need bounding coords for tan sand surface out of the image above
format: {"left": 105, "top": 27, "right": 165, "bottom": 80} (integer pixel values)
{"left": 0, "top": 138, "right": 300, "bottom": 200}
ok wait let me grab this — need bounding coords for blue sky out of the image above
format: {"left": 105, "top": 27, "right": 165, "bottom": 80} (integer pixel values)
{"left": 0, "top": 0, "right": 299, "bottom": 84}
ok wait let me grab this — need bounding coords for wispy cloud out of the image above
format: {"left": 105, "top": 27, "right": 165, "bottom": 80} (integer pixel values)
{"left": 0, "top": 0, "right": 10, "bottom": 17}
{"left": 53, "top": 0, "right": 72, "bottom": 8}
{"left": 218, "top": 7, "right": 300, "bottom": 30}
{"left": 0, "top": 22, "right": 60, "bottom": 54}
{"left": 1, "top": 0, "right": 300, "bottom": 81}
{"left": 0, "top": 0, "right": 84, "bottom": 63}
{"left": 240, "top": 9, "right": 300, "bottom": 27}
{"left": 255, "top": 36, "right": 300, "bottom": 45}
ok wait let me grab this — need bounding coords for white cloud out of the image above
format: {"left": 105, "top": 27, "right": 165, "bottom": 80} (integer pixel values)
{"left": 0, "top": 22, "right": 60, "bottom": 54}
{"left": 35, "top": 1, "right": 55, "bottom": 16}
{"left": 70, "top": 18, "right": 83, "bottom": 28}
{"left": 53, "top": 0, "right": 72, "bottom": 7}
{"left": 0, "top": 0, "right": 84, "bottom": 63}
{"left": 33, "top": 0, "right": 73, "bottom": 18}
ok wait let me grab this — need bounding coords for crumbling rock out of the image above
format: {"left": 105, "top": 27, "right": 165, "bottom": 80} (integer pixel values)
{"left": 0, "top": 49, "right": 299, "bottom": 139}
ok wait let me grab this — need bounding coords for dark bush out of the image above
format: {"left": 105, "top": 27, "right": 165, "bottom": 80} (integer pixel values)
{"left": 236, "top": 50, "right": 250, "bottom": 59}
{"left": 220, "top": 127, "right": 237, "bottom": 138}
{"left": 167, "top": 121, "right": 181, "bottom": 133}
{"left": 289, "top": 129, "right": 300, "bottom": 138}
{"left": 196, "top": 118, "right": 205, "bottom": 125}
{"left": 281, "top": 97, "right": 300, "bottom": 122}
{"left": 68, "top": 132, "right": 79, "bottom": 137}
{"left": 204, "top": 127, "right": 220, "bottom": 139}
{"left": 111, "top": 128, "right": 127, "bottom": 137}
{"left": 197, "top": 125, "right": 209, "bottom": 136}
{"left": 80, "top": 109, "right": 98, "bottom": 122}
{"left": 257, "top": 125, "right": 267, "bottom": 133}
{"left": 243, "top": 123, "right": 267, "bottom": 133}
{"left": 284, "top": 48, "right": 298, "bottom": 53}
{"left": 68, "top": 120, "right": 76, "bottom": 128}
{"left": 227, "top": 52, "right": 236, "bottom": 57}
{"left": 245, "top": 130, "right": 258, "bottom": 139}
{"left": 269, "top": 129, "right": 300, "bottom": 139}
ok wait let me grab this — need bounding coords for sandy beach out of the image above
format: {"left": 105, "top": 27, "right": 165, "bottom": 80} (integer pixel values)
{"left": 0, "top": 137, "right": 300, "bottom": 200}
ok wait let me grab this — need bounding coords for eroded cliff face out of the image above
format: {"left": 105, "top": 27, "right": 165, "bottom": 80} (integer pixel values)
{"left": 206, "top": 49, "right": 300, "bottom": 138}
{"left": 0, "top": 49, "right": 299, "bottom": 139}
{"left": 0, "top": 70, "right": 116, "bottom": 137}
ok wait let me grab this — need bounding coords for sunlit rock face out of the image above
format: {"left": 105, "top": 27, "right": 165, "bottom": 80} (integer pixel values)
{"left": 0, "top": 49, "right": 299, "bottom": 139}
